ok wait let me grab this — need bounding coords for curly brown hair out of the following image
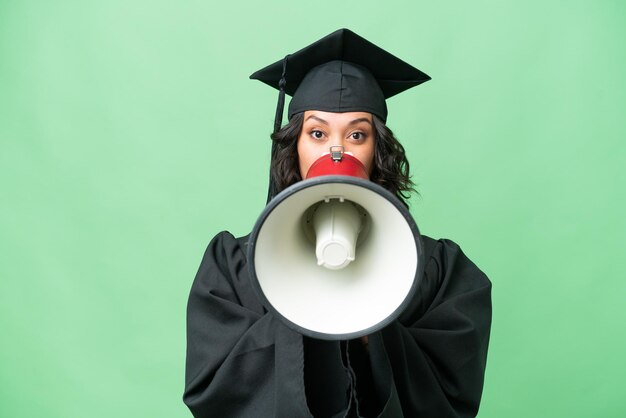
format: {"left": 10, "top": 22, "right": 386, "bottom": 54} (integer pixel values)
{"left": 269, "top": 112, "right": 416, "bottom": 206}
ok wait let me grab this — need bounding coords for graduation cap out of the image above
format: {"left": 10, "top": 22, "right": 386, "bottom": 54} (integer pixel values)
{"left": 250, "top": 28, "right": 431, "bottom": 132}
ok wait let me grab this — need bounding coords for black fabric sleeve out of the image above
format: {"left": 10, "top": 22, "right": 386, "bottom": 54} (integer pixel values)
{"left": 372, "top": 237, "right": 492, "bottom": 418}
{"left": 183, "top": 232, "right": 310, "bottom": 418}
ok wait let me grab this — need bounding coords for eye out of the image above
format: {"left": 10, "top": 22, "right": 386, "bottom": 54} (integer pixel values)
{"left": 311, "top": 130, "right": 324, "bottom": 140}
{"left": 350, "top": 132, "right": 366, "bottom": 141}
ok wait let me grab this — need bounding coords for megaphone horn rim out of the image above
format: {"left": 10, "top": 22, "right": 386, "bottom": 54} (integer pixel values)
{"left": 247, "top": 175, "right": 425, "bottom": 340}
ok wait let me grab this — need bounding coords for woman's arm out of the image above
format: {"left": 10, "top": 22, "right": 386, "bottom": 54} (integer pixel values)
{"left": 368, "top": 237, "right": 492, "bottom": 418}
{"left": 183, "top": 232, "right": 309, "bottom": 418}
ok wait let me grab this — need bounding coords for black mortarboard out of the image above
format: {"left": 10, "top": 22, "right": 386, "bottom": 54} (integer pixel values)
{"left": 250, "top": 28, "right": 431, "bottom": 132}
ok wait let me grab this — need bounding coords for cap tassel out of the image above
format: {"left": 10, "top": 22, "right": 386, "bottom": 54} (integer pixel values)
{"left": 273, "top": 54, "right": 290, "bottom": 133}
{"left": 268, "top": 55, "right": 290, "bottom": 203}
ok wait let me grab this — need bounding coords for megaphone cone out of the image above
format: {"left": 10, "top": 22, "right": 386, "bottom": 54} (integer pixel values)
{"left": 248, "top": 153, "right": 424, "bottom": 340}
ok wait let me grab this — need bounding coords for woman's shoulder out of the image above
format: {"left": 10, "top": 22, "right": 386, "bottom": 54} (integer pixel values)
{"left": 204, "top": 231, "right": 251, "bottom": 254}
{"left": 397, "top": 234, "right": 491, "bottom": 321}
{"left": 422, "top": 234, "right": 472, "bottom": 255}
{"left": 194, "top": 231, "right": 253, "bottom": 280}
{"left": 421, "top": 234, "right": 488, "bottom": 279}
{"left": 422, "top": 236, "right": 491, "bottom": 296}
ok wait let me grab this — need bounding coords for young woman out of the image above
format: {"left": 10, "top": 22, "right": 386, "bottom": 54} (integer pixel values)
{"left": 183, "top": 29, "right": 492, "bottom": 418}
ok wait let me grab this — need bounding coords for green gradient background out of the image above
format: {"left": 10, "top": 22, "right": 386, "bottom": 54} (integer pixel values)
{"left": 1, "top": 1, "right": 624, "bottom": 417}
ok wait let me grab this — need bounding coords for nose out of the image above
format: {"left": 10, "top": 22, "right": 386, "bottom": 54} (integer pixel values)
{"left": 329, "top": 136, "right": 351, "bottom": 152}
{"left": 329, "top": 136, "right": 342, "bottom": 147}
{"left": 328, "top": 141, "right": 351, "bottom": 159}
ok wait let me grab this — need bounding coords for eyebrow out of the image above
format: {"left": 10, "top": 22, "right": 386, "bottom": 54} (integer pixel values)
{"left": 305, "top": 115, "right": 329, "bottom": 125}
{"left": 304, "top": 115, "right": 372, "bottom": 126}
{"left": 348, "top": 117, "right": 372, "bottom": 126}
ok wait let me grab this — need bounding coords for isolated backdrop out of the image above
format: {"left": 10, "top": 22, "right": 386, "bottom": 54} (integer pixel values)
{"left": 1, "top": 1, "right": 624, "bottom": 417}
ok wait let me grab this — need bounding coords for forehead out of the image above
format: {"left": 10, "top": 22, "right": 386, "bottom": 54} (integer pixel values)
{"left": 303, "top": 110, "right": 373, "bottom": 124}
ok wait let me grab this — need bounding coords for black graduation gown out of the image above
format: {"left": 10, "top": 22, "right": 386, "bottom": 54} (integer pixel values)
{"left": 183, "top": 231, "right": 491, "bottom": 418}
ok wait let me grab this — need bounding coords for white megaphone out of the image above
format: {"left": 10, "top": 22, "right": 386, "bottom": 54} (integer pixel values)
{"left": 247, "top": 147, "right": 424, "bottom": 340}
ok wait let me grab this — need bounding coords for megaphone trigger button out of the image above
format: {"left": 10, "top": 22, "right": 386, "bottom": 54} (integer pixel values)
{"left": 330, "top": 145, "right": 344, "bottom": 161}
